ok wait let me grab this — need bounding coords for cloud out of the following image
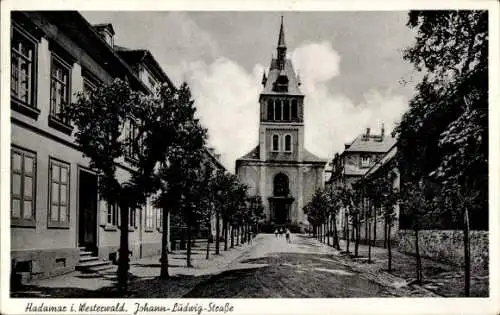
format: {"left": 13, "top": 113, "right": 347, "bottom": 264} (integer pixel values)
{"left": 176, "top": 41, "right": 408, "bottom": 171}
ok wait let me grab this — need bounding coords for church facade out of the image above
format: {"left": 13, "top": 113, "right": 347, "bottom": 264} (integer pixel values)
{"left": 235, "top": 19, "right": 326, "bottom": 231}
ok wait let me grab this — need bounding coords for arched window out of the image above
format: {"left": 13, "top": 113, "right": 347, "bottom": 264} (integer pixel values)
{"left": 274, "top": 100, "right": 282, "bottom": 121}
{"left": 267, "top": 99, "right": 274, "bottom": 120}
{"left": 291, "top": 100, "right": 298, "bottom": 120}
{"left": 284, "top": 134, "right": 292, "bottom": 152}
{"left": 283, "top": 100, "right": 290, "bottom": 121}
{"left": 272, "top": 134, "right": 280, "bottom": 152}
{"left": 273, "top": 173, "right": 289, "bottom": 196}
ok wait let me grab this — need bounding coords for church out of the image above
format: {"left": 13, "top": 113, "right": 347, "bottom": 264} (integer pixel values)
{"left": 235, "top": 18, "right": 326, "bottom": 232}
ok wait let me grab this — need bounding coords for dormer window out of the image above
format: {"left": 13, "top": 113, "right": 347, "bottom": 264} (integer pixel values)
{"left": 93, "top": 24, "right": 115, "bottom": 49}
{"left": 361, "top": 155, "right": 370, "bottom": 168}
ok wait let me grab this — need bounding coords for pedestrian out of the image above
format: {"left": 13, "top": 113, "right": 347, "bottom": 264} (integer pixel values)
{"left": 274, "top": 228, "right": 278, "bottom": 238}
{"left": 285, "top": 228, "right": 291, "bottom": 243}
{"left": 279, "top": 228, "right": 283, "bottom": 238}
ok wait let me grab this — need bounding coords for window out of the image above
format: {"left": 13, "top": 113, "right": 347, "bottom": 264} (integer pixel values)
{"left": 11, "top": 27, "right": 37, "bottom": 110}
{"left": 50, "top": 55, "right": 71, "bottom": 122}
{"left": 291, "top": 100, "right": 298, "bottom": 120}
{"left": 48, "top": 159, "right": 70, "bottom": 228}
{"left": 273, "top": 173, "right": 289, "bottom": 196}
{"left": 11, "top": 147, "right": 36, "bottom": 226}
{"left": 284, "top": 134, "right": 292, "bottom": 152}
{"left": 283, "top": 100, "right": 290, "bottom": 121}
{"left": 267, "top": 99, "right": 274, "bottom": 120}
{"left": 272, "top": 134, "right": 280, "bottom": 152}
{"left": 107, "top": 202, "right": 118, "bottom": 226}
{"left": 156, "top": 208, "right": 163, "bottom": 231}
{"left": 361, "top": 155, "right": 370, "bottom": 168}
{"left": 145, "top": 202, "right": 153, "bottom": 231}
{"left": 274, "top": 100, "right": 282, "bottom": 121}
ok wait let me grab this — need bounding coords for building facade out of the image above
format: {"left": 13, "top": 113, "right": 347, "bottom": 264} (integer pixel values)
{"left": 235, "top": 19, "right": 326, "bottom": 231}
{"left": 325, "top": 127, "right": 396, "bottom": 240}
{"left": 10, "top": 11, "right": 174, "bottom": 281}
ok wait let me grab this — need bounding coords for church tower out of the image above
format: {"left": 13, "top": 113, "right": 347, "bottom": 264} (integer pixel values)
{"left": 236, "top": 17, "right": 325, "bottom": 232}
{"left": 259, "top": 17, "right": 305, "bottom": 162}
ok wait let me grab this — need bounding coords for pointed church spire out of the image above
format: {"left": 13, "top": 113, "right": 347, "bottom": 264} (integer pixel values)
{"left": 276, "top": 16, "right": 287, "bottom": 67}
{"left": 277, "top": 15, "right": 286, "bottom": 48}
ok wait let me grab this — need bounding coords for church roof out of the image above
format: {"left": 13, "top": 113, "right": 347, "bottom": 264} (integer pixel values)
{"left": 345, "top": 134, "right": 396, "bottom": 153}
{"left": 261, "top": 58, "right": 303, "bottom": 96}
{"left": 303, "top": 149, "right": 327, "bottom": 163}
{"left": 240, "top": 145, "right": 260, "bottom": 160}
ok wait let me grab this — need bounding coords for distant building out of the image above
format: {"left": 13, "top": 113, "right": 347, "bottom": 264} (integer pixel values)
{"left": 10, "top": 11, "right": 175, "bottom": 281}
{"left": 235, "top": 18, "right": 326, "bottom": 231}
{"left": 325, "top": 126, "right": 396, "bottom": 239}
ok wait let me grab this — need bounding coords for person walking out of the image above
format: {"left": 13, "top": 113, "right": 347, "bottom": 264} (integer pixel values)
{"left": 274, "top": 228, "right": 278, "bottom": 238}
{"left": 285, "top": 228, "right": 291, "bottom": 243}
{"left": 279, "top": 227, "right": 283, "bottom": 238}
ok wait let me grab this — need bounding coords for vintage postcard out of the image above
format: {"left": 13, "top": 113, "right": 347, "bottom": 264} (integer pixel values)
{"left": 1, "top": 0, "right": 499, "bottom": 315}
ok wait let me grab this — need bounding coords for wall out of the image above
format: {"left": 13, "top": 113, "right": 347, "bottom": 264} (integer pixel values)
{"left": 398, "top": 230, "right": 489, "bottom": 273}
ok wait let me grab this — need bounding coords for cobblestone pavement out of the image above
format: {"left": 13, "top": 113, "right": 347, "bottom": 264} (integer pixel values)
{"left": 183, "top": 234, "right": 438, "bottom": 298}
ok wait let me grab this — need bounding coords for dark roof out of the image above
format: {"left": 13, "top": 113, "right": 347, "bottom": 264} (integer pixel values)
{"left": 240, "top": 145, "right": 260, "bottom": 160}
{"left": 364, "top": 143, "right": 397, "bottom": 178}
{"left": 21, "top": 11, "right": 148, "bottom": 92}
{"left": 261, "top": 59, "right": 303, "bottom": 96}
{"left": 345, "top": 135, "right": 396, "bottom": 153}
{"left": 114, "top": 46, "right": 175, "bottom": 88}
{"left": 303, "top": 149, "right": 327, "bottom": 163}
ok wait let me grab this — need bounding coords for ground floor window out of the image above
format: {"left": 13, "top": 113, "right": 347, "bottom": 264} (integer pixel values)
{"left": 156, "top": 208, "right": 163, "bottom": 232}
{"left": 107, "top": 202, "right": 118, "bottom": 226}
{"left": 11, "top": 147, "right": 36, "bottom": 226}
{"left": 48, "top": 158, "right": 70, "bottom": 228}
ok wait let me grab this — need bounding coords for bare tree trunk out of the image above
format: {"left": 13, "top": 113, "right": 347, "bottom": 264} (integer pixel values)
{"left": 160, "top": 208, "right": 170, "bottom": 279}
{"left": 327, "top": 218, "right": 331, "bottom": 246}
{"left": 384, "top": 218, "right": 388, "bottom": 249}
{"left": 206, "top": 221, "right": 211, "bottom": 260}
{"left": 354, "top": 214, "right": 360, "bottom": 257}
{"left": 373, "top": 206, "right": 377, "bottom": 247}
{"left": 387, "top": 220, "right": 392, "bottom": 272}
{"left": 464, "top": 206, "right": 471, "bottom": 297}
{"left": 333, "top": 214, "right": 340, "bottom": 250}
{"left": 230, "top": 225, "right": 234, "bottom": 248}
{"left": 117, "top": 202, "right": 129, "bottom": 293}
{"left": 346, "top": 210, "right": 350, "bottom": 254}
{"left": 215, "top": 212, "right": 220, "bottom": 255}
{"left": 415, "top": 228, "right": 422, "bottom": 284}
{"left": 224, "top": 219, "right": 228, "bottom": 251}
{"left": 236, "top": 226, "right": 240, "bottom": 246}
{"left": 368, "top": 215, "right": 372, "bottom": 262}
{"left": 187, "top": 226, "right": 193, "bottom": 268}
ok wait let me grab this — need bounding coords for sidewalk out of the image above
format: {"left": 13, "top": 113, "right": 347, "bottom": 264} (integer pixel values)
{"left": 12, "top": 236, "right": 262, "bottom": 298}
{"left": 314, "top": 237, "right": 488, "bottom": 297}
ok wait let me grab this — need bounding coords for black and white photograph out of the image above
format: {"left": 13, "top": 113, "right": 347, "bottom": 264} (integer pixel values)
{"left": 1, "top": 1, "right": 499, "bottom": 315}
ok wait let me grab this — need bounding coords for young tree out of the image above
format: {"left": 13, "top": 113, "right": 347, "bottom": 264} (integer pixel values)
{"left": 154, "top": 83, "right": 208, "bottom": 272}
{"left": 63, "top": 79, "right": 174, "bottom": 292}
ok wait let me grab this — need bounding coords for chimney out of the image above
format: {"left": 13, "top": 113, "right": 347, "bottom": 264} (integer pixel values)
{"left": 381, "top": 123, "right": 385, "bottom": 138}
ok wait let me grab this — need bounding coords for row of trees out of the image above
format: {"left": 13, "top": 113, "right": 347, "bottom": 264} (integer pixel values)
{"left": 306, "top": 10, "right": 487, "bottom": 297}
{"left": 63, "top": 80, "right": 264, "bottom": 294}
{"left": 304, "top": 170, "right": 398, "bottom": 272}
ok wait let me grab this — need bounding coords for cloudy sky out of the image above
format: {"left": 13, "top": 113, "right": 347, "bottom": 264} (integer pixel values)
{"left": 82, "top": 11, "right": 418, "bottom": 171}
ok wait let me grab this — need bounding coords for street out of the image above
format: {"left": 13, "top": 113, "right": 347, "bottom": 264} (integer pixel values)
{"left": 183, "top": 234, "right": 413, "bottom": 298}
